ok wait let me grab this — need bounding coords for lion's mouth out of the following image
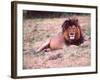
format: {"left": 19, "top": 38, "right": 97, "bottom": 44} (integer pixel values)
{"left": 68, "top": 35, "right": 76, "bottom": 43}
{"left": 69, "top": 32, "right": 75, "bottom": 40}
{"left": 69, "top": 36, "right": 75, "bottom": 40}
{"left": 69, "top": 34, "right": 75, "bottom": 40}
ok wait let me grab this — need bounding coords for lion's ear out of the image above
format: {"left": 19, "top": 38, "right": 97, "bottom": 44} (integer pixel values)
{"left": 62, "top": 20, "right": 69, "bottom": 30}
{"left": 75, "top": 19, "right": 78, "bottom": 24}
{"left": 75, "top": 19, "right": 80, "bottom": 27}
{"left": 76, "top": 19, "right": 78, "bottom": 22}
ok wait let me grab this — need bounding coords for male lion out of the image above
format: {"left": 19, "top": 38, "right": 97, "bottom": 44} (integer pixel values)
{"left": 36, "top": 18, "right": 84, "bottom": 52}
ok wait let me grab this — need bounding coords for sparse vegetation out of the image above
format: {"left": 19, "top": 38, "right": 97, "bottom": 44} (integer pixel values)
{"left": 23, "top": 11, "right": 91, "bottom": 69}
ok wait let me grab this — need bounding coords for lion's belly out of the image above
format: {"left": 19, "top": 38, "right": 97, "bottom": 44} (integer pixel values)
{"left": 50, "top": 34, "right": 64, "bottom": 50}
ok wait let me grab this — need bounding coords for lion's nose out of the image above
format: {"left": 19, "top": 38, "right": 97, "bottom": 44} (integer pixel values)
{"left": 70, "top": 33, "right": 74, "bottom": 35}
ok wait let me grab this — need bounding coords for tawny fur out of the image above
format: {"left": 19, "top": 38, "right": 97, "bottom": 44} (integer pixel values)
{"left": 36, "top": 18, "right": 84, "bottom": 52}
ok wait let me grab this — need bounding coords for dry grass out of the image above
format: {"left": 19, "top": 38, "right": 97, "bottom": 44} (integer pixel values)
{"left": 23, "top": 15, "right": 91, "bottom": 69}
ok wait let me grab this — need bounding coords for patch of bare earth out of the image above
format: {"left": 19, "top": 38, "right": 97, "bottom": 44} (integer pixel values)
{"left": 23, "top": 16, "right": 91, "bottom": 69}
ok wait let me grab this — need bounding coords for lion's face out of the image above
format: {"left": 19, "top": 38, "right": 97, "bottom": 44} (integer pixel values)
{"left": 62, "top": 19, "right": 83, "bottom": 44}
{"left": 64, "top": 25, "right": 81, "bottom": 41}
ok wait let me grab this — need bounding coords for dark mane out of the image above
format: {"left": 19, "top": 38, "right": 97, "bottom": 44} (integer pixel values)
{"left": 62, "top": 18, "right": 84, "bottom": 45}
{"left": 62, "top": 18, "right": 79, "bottom": 32}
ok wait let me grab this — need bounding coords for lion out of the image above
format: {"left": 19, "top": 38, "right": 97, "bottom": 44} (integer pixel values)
{"left": 36, "top": 18, "right": 84, "bottom": 52}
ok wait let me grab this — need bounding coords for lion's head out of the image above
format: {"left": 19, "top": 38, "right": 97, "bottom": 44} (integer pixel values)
{"left": 62, "top": 18, "right": 84, "bottom": 45}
